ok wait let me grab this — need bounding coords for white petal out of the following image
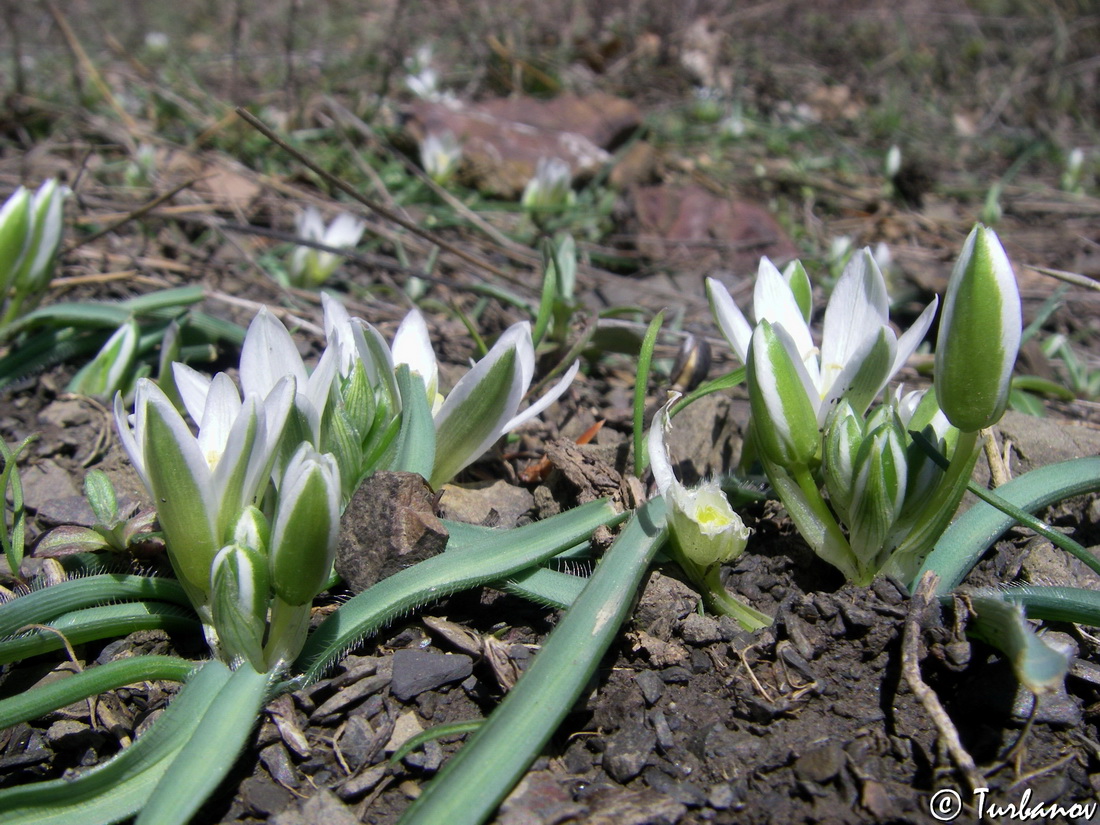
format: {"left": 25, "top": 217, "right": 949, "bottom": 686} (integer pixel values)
{"left": 392, "top": 309, "right": 438, "bottom": 399}
{"left": 891, "top": 295, "right": 938, "bottom": 378}
{"left": 114, "top": 386, "right": 147, "bottom": 487}
{"left": 197, "top": 372, "right": 243, "bottom": 464}
{"left": 296, "top": 206, "right": 325, "bottom": 240}
{"left": 646, "top": 393, "right": 681, "bottom": 496}
{"left": 755, "top": 258, "right": 818, "bottom": 384}
{"left": 820, "top": 249, "right": 889, "bottom": 394}
{"left": 706, "top": 277, "right": 752, "bottom": 364}
{"left": 503, "top": 359, "right": 580, "bottom": 433}
{"left": 325, "top": 212, "right": 366, "bottom": 248}
{"left": 172, "top": 362, "right": 213, "bottom": 425}
{"left": 240, "top": 308, "right": 308, "bottom": 399}
{"left": 305, "top": 344, "right": 339, "bottom": 421}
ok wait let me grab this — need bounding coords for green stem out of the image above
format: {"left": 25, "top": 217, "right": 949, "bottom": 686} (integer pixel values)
{"left": 699, "top": 564, "right": 772, "bottom": 631}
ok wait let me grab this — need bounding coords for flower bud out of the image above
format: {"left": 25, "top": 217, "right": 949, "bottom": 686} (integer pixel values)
{"left": 935, "top": 224, "right": 1021, "bottom": 432}
{"left": 211, "top": 542, "right": 271, "bottom": 670}
{"left": 269, "top": 445, "right": 341, "bottom": 606}
{"left": 848, "top": 420, "right": 908, "bottom": 569}
{"left": 822, "top": 400, "right": 864, "bottom": 522}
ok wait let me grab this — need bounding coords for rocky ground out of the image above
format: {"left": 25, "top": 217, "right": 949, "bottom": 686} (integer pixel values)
{"left": 2, "top": 2, "right": 1100, "bottom": 823}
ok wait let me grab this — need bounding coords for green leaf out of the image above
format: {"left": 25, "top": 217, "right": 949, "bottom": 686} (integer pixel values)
{"left": 136, "top": 664, "right": 272, "bottom": 825}
{"left": 918, "top": 456, "right": 1100, "bottom": 595}
{"left": 0, "top": 602, "right": 200, "bottom": 665}
{"left": 0, "top": 573, "right": 191, "bottom": 638}
{"left": 0, "top": 655, "right": 194, "bottom": 729}
{"left": 632, "top": 310, "right": 664, "bottom": 477}
{"left": 83, "top": 470, "right": 120, "bottom": 526}
{"left": 397, "top": 499, "right": 668, "bottom": 825}
{"left": 964, "top": 594, "right": 1068, "bottom": 694}
{"left": 0, "top": 660, "right": 231, "bottom": 825}
{"left": 394, "top": 365, "right": 436, "bottom": 481}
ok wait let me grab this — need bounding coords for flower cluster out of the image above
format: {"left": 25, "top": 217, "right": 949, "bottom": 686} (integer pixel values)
{"left": 115, "top": 298, "right": 577, "bottom": 669}
{"left": 701, "top": 225, "right": 1020, "bottom": 585}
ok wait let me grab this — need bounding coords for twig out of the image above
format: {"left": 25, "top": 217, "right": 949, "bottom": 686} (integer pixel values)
{"left": 324, "top": 98, "right": 534, "bottom": 259}
{"left": 46, "top": 1, "right": 141, "bottom": 141}
{"left": 64, "top": 177, "right": 205, "bottom": 253}
{"left": 234, "top": 108, "right": 525, "bottom": 287}
{"left": 902, "top": 571, "right": 983, "bottom": 793}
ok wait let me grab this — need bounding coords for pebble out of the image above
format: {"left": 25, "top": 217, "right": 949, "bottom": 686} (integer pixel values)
{"left": 679, "top": 613, "right": 722, "bottom": 645}
{"left": 240, "top": 774, "right": 293, "bottom": 817}
{"left": 649, "top": 708, "right": 675, "bottom": 751}
{"left": 659, "top": 666, "right": 691, "bottom": 684}
{"left": 793, "top": 741, "right": 845, "bottom": 784}
{"left": 336, "top": 714, "right": 377, "bottom": 773}
{"left": 602, "top": 726, "right": 656, "bottom": 782}
{"left": 635, "top": 669, "right": 665, "bottom": 706}
{"left": 390, "top": 649, "right": 473, "bottom": 702}
{"left": 272, "top": 789, "right": 360, "bottom": 825}
{"left": 259, "top": 743, "right": 298, "bottom": 789}
{"left": 642, "top": 766, "right": 707, "bottom": 807}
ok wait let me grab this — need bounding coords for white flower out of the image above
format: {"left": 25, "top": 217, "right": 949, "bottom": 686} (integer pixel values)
{"left": 114, "top": 374, "right": 293, "bottom": 604}
{"left": 288, "top": 206, "right": 365, "bottom": 287}
{"left": 521, "top": 158, "right": 575, "bottom": 214}
{"left": 647, "top": 394, "right": 750, "bottom": 568}
{"left": 707, "top": 249, "right": 938, "bottom": 424}
{"left": 421, "top": 130, "right": 462, "bottom": 185}
{"left": 391, "top": 310, "right": 579, "bottom": 487}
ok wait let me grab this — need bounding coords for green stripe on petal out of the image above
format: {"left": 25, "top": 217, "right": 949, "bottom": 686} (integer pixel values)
{"left": 431, "top": 346, "right": 521, "bottom": 487}
{"left": 747, "top": 321, "right": 820, "bottom": 469}
{"left": 935, "top": 224, "right": 1021, "bottom": 432}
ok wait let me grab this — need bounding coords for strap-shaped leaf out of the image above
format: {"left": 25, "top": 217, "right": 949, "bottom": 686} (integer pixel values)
{"left": 0, "top": 660, "right": 230, "bottom": 825}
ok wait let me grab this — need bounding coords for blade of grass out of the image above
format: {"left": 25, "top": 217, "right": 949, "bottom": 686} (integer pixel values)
{"left": 0, "top": 574, "right": 191, "bottom": 638}
{"left": 633, "top": 311, "right": 664, "bottom": 477}
{"left": 136, "top": 664, "right": 272, "bottom": 825}
{"left": 0, "top": 602, "right": 200, "bottom": 665}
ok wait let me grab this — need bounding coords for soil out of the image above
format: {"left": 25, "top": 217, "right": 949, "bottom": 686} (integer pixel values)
{"left": 3, "top": 3, "right": 1100, "bottom": 824}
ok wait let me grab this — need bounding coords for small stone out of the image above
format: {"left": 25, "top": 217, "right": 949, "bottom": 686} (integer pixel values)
{"left": 240, "top": 774, "right": 293, "bottom": 817}
{"left": 45, "top": 719, "right": 95, "bottom": 747}
{"left": 20, "top": 460, "right": 79, "bottom": 513}
{"left": 602, "top": 726, "right": 657, "bottom": 783}
{"left": 679, "top": 613, "right": 722, "bottom": 645}
{"left": 336, "top": 714, "right": 376, "bottom": 773}
{"left": 650, "top": 708, "right": 675, "bottom": 751}
{"left": 271, "top": 789, "right": 360, "bottom": 825}
{"left": 390, "top": 649, "right": 474, "bottom": 702}
{"left": 707, "top": 783, "right": 736, "bottom": 810}
{"left": 384, "top": 711, "right": 424, "bottom": 754}
{"left": 635, "top": 669, "right": 665, "bottom": 706}
{"left": 438, "top": 480, "right": 534, "bottom": 528}
{"left": 403, "top": 739, "right": 443, "bottom": 772}
{"left": 642, "top": 766, "right": 707, "bottom": 807}
{"left": 793, "top": 742, "right": 845, "bottom": 784}
{"left": 259, "top": 742, "right": 299, "bottom": 789}
{"left": 337, "top": 765, "right": 387, "bottom": 801}
{"left": 659, "top": 666, "right": 691, "bottom": 684}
